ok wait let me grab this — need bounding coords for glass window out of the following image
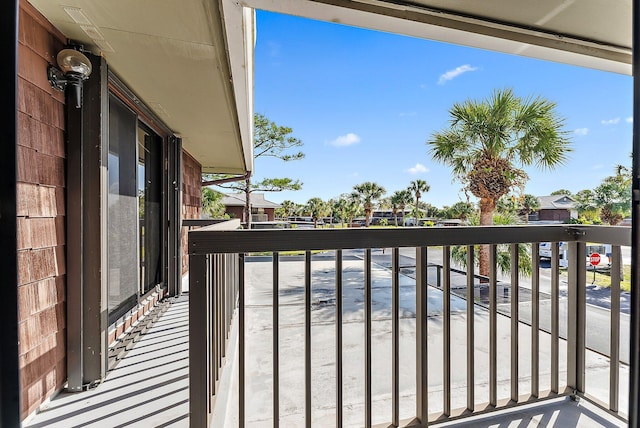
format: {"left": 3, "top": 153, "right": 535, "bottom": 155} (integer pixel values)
{"left": 108, "top": 95, "right": 139, "bottom": 323}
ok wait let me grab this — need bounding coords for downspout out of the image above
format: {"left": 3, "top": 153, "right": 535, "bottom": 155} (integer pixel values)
{"left": 631, "top": 0, "right": 640, "bottom": 425}
{"left": 2, "top": 0, "right": 20, "bottom": 425}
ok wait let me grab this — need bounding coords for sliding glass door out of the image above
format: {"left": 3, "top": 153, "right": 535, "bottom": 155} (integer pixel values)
{"left": 108, "top": 94, "right": 165, "bottom": 324}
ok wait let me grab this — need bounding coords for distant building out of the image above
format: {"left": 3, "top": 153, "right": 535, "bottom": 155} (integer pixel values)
{"left": 531, "top": 195, "right": 578, "bottom": 222}
{"left": 221, "top": 193, "right": 281, "bottom": 222}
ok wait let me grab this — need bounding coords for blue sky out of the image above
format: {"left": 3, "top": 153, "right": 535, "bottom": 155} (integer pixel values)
{"left": 252, "top": 10, "right": 633, "bottom": 208}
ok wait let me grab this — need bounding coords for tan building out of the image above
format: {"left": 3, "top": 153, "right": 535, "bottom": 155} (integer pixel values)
{"left": 220, "top": 193, "right": 281, "bottom": 223}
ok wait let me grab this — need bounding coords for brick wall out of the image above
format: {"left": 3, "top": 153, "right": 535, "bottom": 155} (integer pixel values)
{"left": 17, "top": 1, "right": 67, "bottom": 419}
{"left": 182, "top": 151, "right": 202, "bottom": 274}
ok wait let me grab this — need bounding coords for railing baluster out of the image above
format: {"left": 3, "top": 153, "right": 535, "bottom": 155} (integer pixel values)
{"left": 466, "top": 245, "right": 475, "bottom": 411}
{"left": 365, "top": 248, "right": 373, "bottom": 427}
{"left": 273, "top": 252, "right": 280, "bottom": 427}
{"left": 489, "top": 245, "right": 498, "bottom": 407}
{"left": 305, "top": 250, "right": 312, "bottom": 428}
{"left": 510, "top": 244, "right": 519, "bottom": 403}
{"left": 336, "top": 250, "right": 344, "bottom": 428}
{"left": 392, "top": 248, "right": 400, "bottom": 426}
{"left": 189, "top": 253, "right": 209, "bottom": 428}
{"left": 239, "top": 253, "right": 246, "bottom": 427}
{"left": 567, "top": 241, "right": 586, "bottom": 393}
{"left": 212, "top": 254, "right": 222, "bottom": 394}
{"left": 442, "top": 246, "right": 451, "bottom": 417}
{"left": 610, "top": 245, "right": 621, "bottom": 412}
{"left": 532, "top": 243, "right": 540, "bottom": 398}
{"left": 216, "top": 255, "right": 222, "bottom": 382}
{"left": 416, "top": 246, "right": 428, "bottom": 424}
{"left": 551, "top": 242, "right": 560, "bottom": 394}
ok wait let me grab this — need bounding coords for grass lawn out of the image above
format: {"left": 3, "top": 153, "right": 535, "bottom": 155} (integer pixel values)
{"left": 581, "top": 265, "right": 631, "bottom": 292}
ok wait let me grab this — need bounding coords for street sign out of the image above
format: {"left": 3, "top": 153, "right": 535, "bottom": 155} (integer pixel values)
{"left": 590, "top": 253, "right": 601, "bottom": 266}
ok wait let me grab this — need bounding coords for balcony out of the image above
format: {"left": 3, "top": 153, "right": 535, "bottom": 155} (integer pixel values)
{"left": 189, "top": 221, "right": 630, "bottom": 427}
{"left": 24, "top": 221, "right": 630, "bottom": 427}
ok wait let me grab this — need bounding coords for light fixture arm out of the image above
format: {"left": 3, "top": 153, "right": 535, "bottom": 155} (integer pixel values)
{"left": 47, "top": 47, "right": 92, "bottom": 108}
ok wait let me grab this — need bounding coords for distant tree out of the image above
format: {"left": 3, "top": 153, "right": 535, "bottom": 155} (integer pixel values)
{"left": 353, "top": 182, "right": 386, "bottom": 227}
{"left": 279, "top": 200, "right": 297, "bottom": 219}
{"left": 551, "top": 189, "right": 573, "bottom": 196}
{"left": 519, "top": 194, "right": 541, "bottom": 223}
{"left": 448, "top": 201, "right": 476, "bottom": 220}
{"left": 428, "top": 88, "right": 571, "bottom": 274}
{"left": 409, "top": 179, "right": 430, "bottom": 224}
{"left": 496, "top": 194, "right": 519, "bottom": 215}
{"left": 390, "top": 189, "right": 413, "bottom": 226}
{"left": 574, "top": 189, "right": 598, "bottom": 213}
{"left": 595, "top": 165, "right": 631, "bottom": 225}
{"left": 305, "top": 197, "right": 329, "bottom": 228}
{"left": 202, "top": 188, "right": 226, "bottom": 218}
{"left": 204, "top": 113, "right": 304, "bottom": 228}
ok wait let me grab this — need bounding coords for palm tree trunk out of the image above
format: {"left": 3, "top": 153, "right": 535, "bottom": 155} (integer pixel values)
{"left": 479, "top": 198, "right": 495, "bottom": 276}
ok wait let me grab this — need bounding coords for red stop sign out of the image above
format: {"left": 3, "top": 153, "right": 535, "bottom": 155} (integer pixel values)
{"left": 589, "top": 253, "right": 601, "bottom": 266}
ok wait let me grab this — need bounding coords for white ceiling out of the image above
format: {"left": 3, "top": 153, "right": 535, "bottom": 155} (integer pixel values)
{"left": 28, "top": 0, "right": 632, "bottom": 175}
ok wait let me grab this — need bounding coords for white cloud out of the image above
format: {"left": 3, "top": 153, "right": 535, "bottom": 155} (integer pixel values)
{"left": 626, "top": 116, "right": 633, "bottom": 123}
{"left": 573, "top": 128, "right": 589, "bottom": 136}
{"left": 601, "top": 118, "right": 620, "bottom": 125}
{"left": 592, "top": 164, "right": 605, "bottom": 170}
{"left": 406, "top": 163, "right": 429, "bottom": 174}
{"left": 398, "top": 112, "right": 417, "bottom": 117}
{"left": 438, "top": 64, "right": 478, "bottom": 85}
{"left": 328, "top": 133, "right": 361, "bottom": 147}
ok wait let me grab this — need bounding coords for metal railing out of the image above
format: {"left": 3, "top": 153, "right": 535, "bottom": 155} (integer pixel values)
{"left": 188, "top": 222, "right": 630, "bottom": 427}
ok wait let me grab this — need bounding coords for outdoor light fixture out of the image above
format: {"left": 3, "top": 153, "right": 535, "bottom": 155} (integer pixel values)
{"left": 47, "top": 48, "right": 92, "bottom": 108}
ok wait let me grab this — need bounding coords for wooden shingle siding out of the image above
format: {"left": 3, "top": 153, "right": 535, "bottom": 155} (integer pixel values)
{"left": 17, "top": 1, "right": 67, "bottom": 419}
{"left": 181, "top": 151, "right": 202, "bottom": 274}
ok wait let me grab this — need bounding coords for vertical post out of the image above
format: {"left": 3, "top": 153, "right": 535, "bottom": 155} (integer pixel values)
{"left": 466, "top": 246, "right": 475, "bottom": 411}
{"left": 335, "top": 250, "right": 343, "bottom": 428}
{"left": 189, "top": 253, "right": 209, "bottom": 428}
{"left": 67, "top": 53, "right": 108, "bottom": 390}
{"left": 551, "top": 242, "right": 560, "bottom": 394}
{"left": 442, "top": 246, "right": 451, "bottom": 416}
{"left": 167, "top": 136, "right": 182, "bottom": 296}
{"left": 305, "top": 251, "right": 312, "bottom": 428}
{"left": 392, "top": 248, "right": 400, "bottom": 426}
{"left": 567, "top": 241, "right": 586, "bottom": 392}
{"left": 610, "top": 245, "right": 621, "bottom": 412}
{"left": 1, "top": 0, "right": 20, "bottom": 424}
{"left": 531, "top": 243, "right": 540, "bottom": 398}
{"left": 631, "top": 0, "right": 640, "bottom": 422}
{"left": 364, "top": 248, "right": 372, "bottom": 427}
{"left": 416, "top": 247, "right": 429, "bottom": 423}
{"left": 489, "top": 245, "right": 498, "bottom": 407}
{"left": 239, "top": 253, "right": 246, "bottom": 427}
{"left": 510, "top": 244, "right": 519, "bottom": 402}
{"left": 273, "top": 252, "right": 280, "bottom": 427}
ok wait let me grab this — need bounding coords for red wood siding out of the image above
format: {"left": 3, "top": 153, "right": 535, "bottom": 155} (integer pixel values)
{"left": 182, "top": 151, "right": 202, "bottom": 274}
{"left": 17, "top": 1, "right": 67, "bottom": 419}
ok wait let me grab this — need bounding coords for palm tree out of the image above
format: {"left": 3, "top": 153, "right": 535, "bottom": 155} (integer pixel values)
{"left": 280, "top": 200, "right": 297, "bottom": 219}
{"left": 305, "top": 197, "right": 328, "bottom": 228}
{"left": 353, "top": 182, "right": 386, "bottom": 227}
{"left": 520, "top": 194, "right": 541, "bottom": 223}
{"left": 409, "top": 179, "right": 430, "bottom": 225}
{"left": 390, "top": 190, "right": 412, "bottom": 227}
{"left": 428, "top": 88, "right": 571, "bottom": 274}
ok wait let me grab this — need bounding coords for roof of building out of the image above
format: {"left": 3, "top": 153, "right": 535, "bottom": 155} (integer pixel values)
{"left": 537, "top": 195, "right": 577, "bottom": 210}
{"left": 221, "top": 193, "right": 281, "bottom": 209}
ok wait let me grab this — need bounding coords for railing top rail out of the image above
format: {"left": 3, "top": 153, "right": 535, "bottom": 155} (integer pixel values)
{"left": 182, "top": 218, "right": 235, "bottom": 228}
{"left": 187, "top": 224, "right": 630, "bottom": 255}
